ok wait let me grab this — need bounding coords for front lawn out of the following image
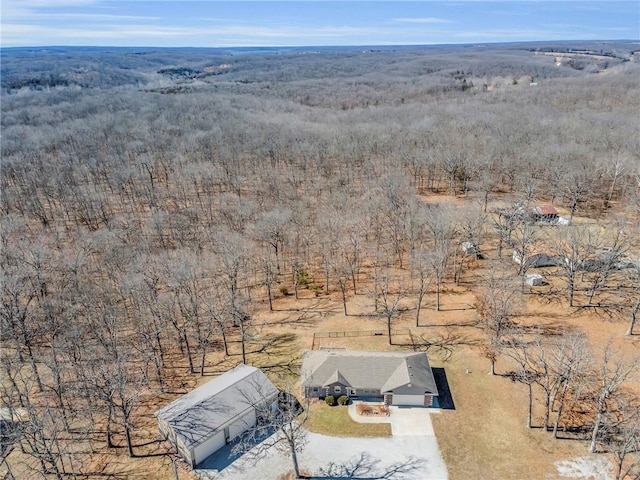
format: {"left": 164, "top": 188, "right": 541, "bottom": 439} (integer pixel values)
{"left": 304, "top": 400, "right": 392, "bottom": 438}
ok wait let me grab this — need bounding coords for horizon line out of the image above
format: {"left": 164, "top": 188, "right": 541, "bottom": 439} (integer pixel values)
{"left": 2, "top": 38, "right": 637, "bottom": 51}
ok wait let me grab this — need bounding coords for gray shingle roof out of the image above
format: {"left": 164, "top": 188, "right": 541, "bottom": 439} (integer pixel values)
{"left": 155, "top": 364, "right": 278, "bottom": 449}
{"left": 301, "top": 350, "right": 438, "bottom": 395}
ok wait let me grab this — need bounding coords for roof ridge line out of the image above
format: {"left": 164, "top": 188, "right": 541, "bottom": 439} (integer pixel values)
{"left": 160, "top": 364, "right": 259, "bottom": 417}
{"left": 190, "top": 365, "right": 260, "bottom": 409}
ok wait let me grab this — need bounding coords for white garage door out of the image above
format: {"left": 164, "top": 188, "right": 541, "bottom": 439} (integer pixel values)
{"left": 229, "top": 409, "right": 257, "bottom": 440}
{"left": 391, "top": 394, "right": 425, "bottom": 406}
{"left": 194, "top": 430, "right": 226, "bottom": 465}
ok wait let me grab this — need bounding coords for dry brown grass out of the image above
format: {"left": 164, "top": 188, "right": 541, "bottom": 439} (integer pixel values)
{"left": 8, "top": 198, "right": 637, "bottom": 480}
{"left": 430, "top": 347, "right": 586, "bottom": 480}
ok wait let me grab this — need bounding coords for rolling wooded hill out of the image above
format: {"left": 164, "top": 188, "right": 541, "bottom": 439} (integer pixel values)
{"left": 1, "top": 41, "right": 639, "bottom": 479}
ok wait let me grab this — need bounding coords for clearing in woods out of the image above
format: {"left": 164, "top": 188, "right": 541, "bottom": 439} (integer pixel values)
{"left": 84, "top": 198, "right": 638, "bottom": 480}
{"left": 3, "top": 194, "right": 637, "bottom": 480}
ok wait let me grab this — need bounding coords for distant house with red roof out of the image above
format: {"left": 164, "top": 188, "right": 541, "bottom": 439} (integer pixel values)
{"left": 528, "top": 205, "right": 559, "bottom": 223}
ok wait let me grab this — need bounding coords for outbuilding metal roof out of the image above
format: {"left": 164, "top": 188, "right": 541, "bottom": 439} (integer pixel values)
{"left": 530, "top": 205, "right": 558, "bottom": 216}
{"left": 155, "top": 364, "right": 278, "bottom": 449}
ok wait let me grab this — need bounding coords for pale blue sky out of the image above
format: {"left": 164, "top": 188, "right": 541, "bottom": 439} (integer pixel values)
{"left": 1, "top": 1, "right": 638, "bottom": 48}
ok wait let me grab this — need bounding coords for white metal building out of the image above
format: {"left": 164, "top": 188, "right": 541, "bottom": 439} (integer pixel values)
{"left": 155, "top": 364, "right": 278, "bottom": 468}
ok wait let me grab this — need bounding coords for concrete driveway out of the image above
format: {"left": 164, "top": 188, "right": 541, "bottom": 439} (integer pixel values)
{"left": 345, "top": 401, "right": 436, "bottom": 436}
{"left": 388, "top": 406, "right": 436, "bottom": 436}
{"left": 197, "top": 406, "right": 447, "bottom": 480}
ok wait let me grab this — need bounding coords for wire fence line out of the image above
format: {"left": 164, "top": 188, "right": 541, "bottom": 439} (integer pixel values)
{"left": 311, "top": 329, "right": 412, "bottom": 349}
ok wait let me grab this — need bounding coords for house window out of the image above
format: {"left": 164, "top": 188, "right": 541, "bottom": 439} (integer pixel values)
{"left": 347, "top": 388, "right": 356, "bottom": 396}
{"left": 311, "top": 387, "right": 318, "bottom": 392}
{"left": 334, "top": 386, "right": 341, "bottom": 394}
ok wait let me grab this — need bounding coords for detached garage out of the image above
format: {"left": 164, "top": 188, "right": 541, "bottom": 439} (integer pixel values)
{"left": 155, "top": 364, "right": 278, "bottom": 468}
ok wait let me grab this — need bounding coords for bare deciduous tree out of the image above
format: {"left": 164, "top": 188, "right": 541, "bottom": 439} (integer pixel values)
{"left": 453, "top": 203, "right": 486, "bottom": 285}
{"left": 589, "top": 343, "right": 639, "bottom": 453}
{"left": 548, "top": 332, "right": 591, "bottom": 439}
{"left": 583, "top": 224, "right": 629, "bottom": 305}
{"left": 234, "top": 384, "right": 307, "bottom": 479}
{"left": 410, "top": 250, "right": 433, "bottom": 327}
{"left": 331, "top": 257, "right": 352, "bottom": 316}
{"left": 505, "top": 338, "right": 540, "bottom": 429}
{"left": 600, "top": 394, "right": 640, "bottom": 480}
{"left": 420, "top": 204, "right": 456, "bottom": 311}
{"left": 18, "top": 406, "right": 67, "bottom": 480}
{"left": 376, "top": 272, "right": 404, "bottom": 345}
{"left": 627, "top": 291, "right": 640, "bottom": 336}
{"left": 253, "top": 208, "right": 291, "bottom": 275}
{"left": 475, "top": 273, "right": 522, "bottom": 375}
{"left": 549, "top": 224, "right": 603, "bottom": 307}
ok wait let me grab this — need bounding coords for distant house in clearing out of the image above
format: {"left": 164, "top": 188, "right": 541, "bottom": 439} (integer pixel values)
{"left": 499, "top": 204, "right": 568, "bottom": 225}
{"left": 513, "top": 250, "right": 561, "bottom": 268}
{"left": 528, "top": 205, "right": 559, "bottom": 224}
{"left": 301, "top": 350, "right": 438, "bottom": 407}
{"left": 155, "top": 365, "right": 278, "bottom": 468}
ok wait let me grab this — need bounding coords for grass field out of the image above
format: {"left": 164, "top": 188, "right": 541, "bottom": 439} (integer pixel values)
{"left": 430, "top": 347, "right": 587, "bottom": 480}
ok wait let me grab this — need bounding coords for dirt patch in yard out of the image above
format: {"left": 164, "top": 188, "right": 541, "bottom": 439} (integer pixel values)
{"left": 356, "top": 403, "right": 390, "bottom": 417}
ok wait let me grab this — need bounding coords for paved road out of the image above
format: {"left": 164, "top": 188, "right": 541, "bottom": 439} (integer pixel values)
{"left": 197, "top": 408, "right": 448, "bottom": 480}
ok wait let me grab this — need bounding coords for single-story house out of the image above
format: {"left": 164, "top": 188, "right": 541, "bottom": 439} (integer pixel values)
{"left": 528, "top": 205, "right": 559, "bottom": 223}
{"left": 301, "top": 350, "right": 438, "bottom": 407}
{"left": 513, "top": 250, "right": 561, "bottom": 268}
{"left": 155, "top": 364, "right": 278, "bottom": 468}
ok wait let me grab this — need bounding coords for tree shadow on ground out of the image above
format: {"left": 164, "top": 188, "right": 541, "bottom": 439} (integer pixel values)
{"left": 432, "top": 368, "right": 455, "bottom": 410}
{"left": 515, "top": 322, "right": 575, "bottom": 336}
{"left": 195, "top": 425, "right": 277, "bottom": 474}
{"left": 250, "top": 332, "right": 298, "bottom": 356}
{"left": 311, "top": 452, "right": 426, "bottom": 479}
{"left": 270, "top": 298, "right": 340, "bottom": 317}
{"left": 249, "top": 333, "right": 302, "bottom": 376}
{"left": 75, "top": 474, "right": 132, "bottom": 479}
{"left": 419, "top": 320, "right": 479, "bottom": 328}
{"left": 75, "top": 460, "right": 136, "bottom": 479}
{"left": 407, "top": 329, "right": 479, "bottom": 361}
{"left": 435, "top": 305, "right": 475, "bottom": 312}
{"left": 133, "top": 438, "right": 165, "bottom": 449}
{"left": 267, "top": 309, "right": 329, "bottom": 327}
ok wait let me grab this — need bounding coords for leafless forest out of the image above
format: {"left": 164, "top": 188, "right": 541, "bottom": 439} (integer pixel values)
{"left": 1, "top": 42, "right": 639, "bottom": 479}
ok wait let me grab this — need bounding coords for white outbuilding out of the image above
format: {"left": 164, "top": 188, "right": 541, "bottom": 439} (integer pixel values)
{"left": 155, "top": 364, "right": 278, "bottom": 468}
{"left": 526, "top": 274, "right": 546, "bottom": 286}
{"left": 461, "top": 242, "right": 482, "bottom": 259}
